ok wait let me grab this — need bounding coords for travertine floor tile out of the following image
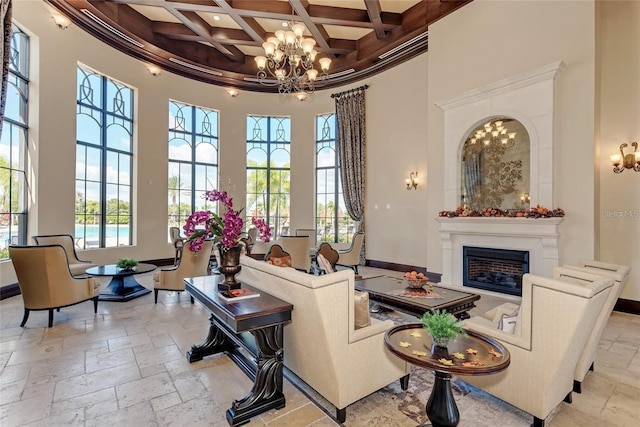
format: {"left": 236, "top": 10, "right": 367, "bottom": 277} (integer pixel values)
{"left": 1, "top": 268, "right": 638, "bottom": 427}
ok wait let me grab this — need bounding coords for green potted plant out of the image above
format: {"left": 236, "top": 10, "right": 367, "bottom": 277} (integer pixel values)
{"left": 116, "top": 258, "right": 139, "bottom": 271}
{"left": 421, "top": 309, "right": 467, "bottom": 348}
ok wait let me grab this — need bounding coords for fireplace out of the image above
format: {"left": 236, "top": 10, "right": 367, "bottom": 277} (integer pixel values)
{"left": 462, "top": 246, "right": 529, "bottom": 296}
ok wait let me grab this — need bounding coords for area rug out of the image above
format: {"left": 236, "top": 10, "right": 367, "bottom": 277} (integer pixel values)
{"left": 284, "top": 310, "right": 534, "bottom": 427}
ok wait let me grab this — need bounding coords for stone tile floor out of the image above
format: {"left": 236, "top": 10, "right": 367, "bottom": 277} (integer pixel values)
{"left": 0, "top": 266, "right": 638, "bottom": 426}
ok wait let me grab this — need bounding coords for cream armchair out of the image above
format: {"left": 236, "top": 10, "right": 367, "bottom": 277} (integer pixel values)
{"left": 9, "top": 245, "right": 101, "bottom": 328}
{"left": 334, "top": 231, "right": 364, "bottom": 274}
{"left": 459, "top": 272, "right": 613, "bottom": 427}
{"left": 278, "top": 235, "right": 312, "bottom": 272}
{"left": 153, "top": 239, "right": 213, "bottom": 304}
{"left": 559, "top": 260, "right": 630, "bottom": 392}
{"left": 32, "top": 233, "right": 96, "bottom": 276}
{"left": 238, "top": 255, "right": 410, "bottom": 423}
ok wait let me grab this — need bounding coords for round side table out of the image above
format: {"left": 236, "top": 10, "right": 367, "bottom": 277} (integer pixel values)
{"left": 385, "top": 323, "right": 510, "bottom": 427}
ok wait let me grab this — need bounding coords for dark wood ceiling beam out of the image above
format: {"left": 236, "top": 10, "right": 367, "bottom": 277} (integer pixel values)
{"left": 214, "top": 0, "right": 268, "bottom": 42}
{"left": 171, "top": 10, "right": 244, "bottom": 60}
{"left": 364, "top": 0, "right": 385, "bottom": 39}
{"left": 110, "top": 0, "right": 224, "bottom": 13}
{"left": 307, "top": 4, "right": 400, "bottom": 29}
{"left": 289, "top": 0, "right": 334, "bottom": 59}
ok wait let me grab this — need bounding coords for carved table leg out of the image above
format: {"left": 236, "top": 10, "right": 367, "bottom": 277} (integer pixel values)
{"left": 186, "top": 314, "right": 234, "bottom": 363}
{"left": 226, "top": 324, "right": 286, "bottom": 427}
{"left": 424, "top": 370, "right": 459, "bottom": 427}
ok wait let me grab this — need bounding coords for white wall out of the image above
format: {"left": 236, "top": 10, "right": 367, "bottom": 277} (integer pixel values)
{"left": 426, "top": 0, "right": 598, "bottom": 277}
{"left": 2, "top": 0, "right": 638, "bottom": 303}
{"left": 597, "top": 0, "right": 640, "bottom": 301}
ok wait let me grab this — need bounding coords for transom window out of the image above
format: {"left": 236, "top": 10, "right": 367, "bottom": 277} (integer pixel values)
{"left": 168, "top": 100, "right": 219, "bottom": 230}
{"left": 75, "top": 65, "right": 134, "bottom": 249}
{"left": 246, "top": 116, "right": 290, "bottom": 237}
{"left": 0, "top": 25, "right": 29, "bottom": 259}
{"left": 315, "top": 113, "right": 354, "bottom": 243}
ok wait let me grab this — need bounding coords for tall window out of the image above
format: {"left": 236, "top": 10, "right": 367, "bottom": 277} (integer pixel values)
{"left": 0, "top": 25, "right": 29, "bottom": 259}
{"left": 246, "top": 116, "right": 290, "bottom": 237}
{"left": 168, "top": 100, "right": 219, "bottom": 228}
{"left": 75, "top": 65, "right": 133, "bottom": 249}
{"left": 315, "top": 113, "right": 354, "bottom": 243}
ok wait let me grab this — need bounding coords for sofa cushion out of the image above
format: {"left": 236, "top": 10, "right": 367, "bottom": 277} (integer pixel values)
{"left": 354, "top": 290, "right": 371, "bottom": 329}
{"left": 497, "top": 308, "right": 519, "bottom": 333}
{"left": 268, "top": 255, "right": 292, "bottom": 267}
{"left": 317, "top": 253, "right": 335, "bottom": 273}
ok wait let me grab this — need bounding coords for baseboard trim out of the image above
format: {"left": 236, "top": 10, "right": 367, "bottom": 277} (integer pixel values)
{"left": 365, "top": 259, "right": 442, "bottom": 283}
{"left": 1, "top": 258, "right": 176, "bottom": 301}
{"left": 614, "top": 298, "right": 640, "bottom": 315}
{"left": 0, "top": 283, "right": 20, "bottom": 300}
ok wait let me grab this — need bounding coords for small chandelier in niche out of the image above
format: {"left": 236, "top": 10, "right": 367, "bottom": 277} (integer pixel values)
{"left": 254, "top": 19, "right": 331, "bottom": 95}
{"left": 469, "top": 119, "right": 517, "bottom": 151}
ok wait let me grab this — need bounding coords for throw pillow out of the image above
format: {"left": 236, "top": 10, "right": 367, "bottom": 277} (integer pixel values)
{"left": 268, "top": 255, "right": 292, "bottom": 268}
{"left": 354, "top": 290, "right": 371, "bottom": 329}
{"left": 497, "top": 308, "right": 519, "bottom": 333}
{"left": 317, "top": 253, "right": 335, "bottom": 274}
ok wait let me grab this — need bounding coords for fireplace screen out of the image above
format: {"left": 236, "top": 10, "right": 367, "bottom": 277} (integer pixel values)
{"left": 462, "top": 246, "right": 529, "bottom": 296}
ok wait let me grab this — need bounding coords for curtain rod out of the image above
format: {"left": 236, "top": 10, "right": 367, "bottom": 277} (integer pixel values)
{"left": 330, "top": 84, "right": 369, "bottom": 99}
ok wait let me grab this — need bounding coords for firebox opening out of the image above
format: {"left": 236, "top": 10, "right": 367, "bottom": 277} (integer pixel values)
{"left": 462, "top": 246, "right": 529, "bottom": 296}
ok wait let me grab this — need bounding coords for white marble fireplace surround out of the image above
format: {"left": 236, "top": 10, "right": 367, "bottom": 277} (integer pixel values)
{"left": 436, "top": 217, "right": 563, "bottom": 290}
{"left": 434, "top": 61, "right": 566, "bottom": 294}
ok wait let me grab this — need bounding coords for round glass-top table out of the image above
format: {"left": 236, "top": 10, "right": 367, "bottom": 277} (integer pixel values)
{"left": 86, "top": 263, "right": 156, "bottom": 302}
{"left": 385, "top": 323, "right": 510, "bottom": 427}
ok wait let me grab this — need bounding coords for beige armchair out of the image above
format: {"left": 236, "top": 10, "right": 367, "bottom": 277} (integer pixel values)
{"left": 278, "top": 236, "right": 312, "bottom": 272}
{"left": 459, "top": 272, "right": 613, "bottom": 427}
{"left": 153, "top": 239, "right": 213, "bottom": 304}
{"left": 559, "top": 259, "right": 630, "bottom": 392}
{"left": 32, "top": 233, "right": 96, "bottom": 276}
{"left": 334, "top": 231, "right": 364, "bottom": 274}
{"left": 9, "top": 245, "right": 101, "bottom": 328}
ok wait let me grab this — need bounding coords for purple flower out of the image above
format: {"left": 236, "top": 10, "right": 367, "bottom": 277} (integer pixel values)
{"left": 184, "top": 188, "right": 246, "bottom": 252}
{"left": 251, "top": 217, "right": 272, "bottom": 242}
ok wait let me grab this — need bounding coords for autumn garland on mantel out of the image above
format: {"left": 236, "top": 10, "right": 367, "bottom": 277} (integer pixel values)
{"left": 438, "top": 205, "right": 565, "bottom": 219}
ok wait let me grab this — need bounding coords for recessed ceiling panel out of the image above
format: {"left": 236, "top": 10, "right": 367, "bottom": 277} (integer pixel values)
{"left": 323, "top": 24, "right": 372, "bottom": 40}
{"left": 197, "top": 12, "right": 241, "bottom": 29}
{"left": 128, "top": 4, "right": 181, "bottom": 23}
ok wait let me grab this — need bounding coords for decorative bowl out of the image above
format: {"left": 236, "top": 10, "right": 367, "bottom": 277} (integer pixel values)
{"left": 404, "top": 278, "right": 428, "bottom": 288}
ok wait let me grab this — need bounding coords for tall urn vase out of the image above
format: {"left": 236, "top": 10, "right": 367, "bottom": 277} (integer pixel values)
{"left": 217, "top": 243, "right": 242, "bottom": 291}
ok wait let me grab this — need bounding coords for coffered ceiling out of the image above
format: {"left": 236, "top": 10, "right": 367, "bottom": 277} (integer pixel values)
{"left": 46, "top": 0, "right": 472, "bottom": 92}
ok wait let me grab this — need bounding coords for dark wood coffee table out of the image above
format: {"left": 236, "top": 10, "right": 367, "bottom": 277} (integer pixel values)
{"left": 86, "top": 263, "right": 155, "bottom": 302}
{"left": 355, "top": 276, "right": 480, "bottom": 319}
{"left": 385, "top": 324, "right": 510, "bottom": 427}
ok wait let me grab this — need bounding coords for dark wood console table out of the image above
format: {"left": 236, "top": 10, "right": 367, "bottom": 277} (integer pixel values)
{"left": 184, "top": 275, "right": 293, "bottom": 426}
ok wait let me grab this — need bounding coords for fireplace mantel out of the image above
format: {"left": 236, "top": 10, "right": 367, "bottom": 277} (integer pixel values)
{"left": 436, "top": 217, "right": 563, "bottom": 288}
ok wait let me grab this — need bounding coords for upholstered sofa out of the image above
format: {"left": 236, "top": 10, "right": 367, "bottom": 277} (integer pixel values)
{"left": 458, "top": 272, "right": 613, "bottom": 427}
{"left": 237, "top": 255, "right": 410, "bottom": 423}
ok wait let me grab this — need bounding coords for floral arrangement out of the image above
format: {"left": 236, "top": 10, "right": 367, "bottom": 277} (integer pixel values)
{"left": 184, "top": 189, "right": 271, "bottom": 252}
{"left": 251, "top": 217, "right": 272, "bottom": 242}
{"left": 438, "top": 205, "right": 565, "bottom": 219}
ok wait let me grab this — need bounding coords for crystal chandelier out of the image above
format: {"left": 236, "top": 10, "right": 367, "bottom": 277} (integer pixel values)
{"left": 469, "top": 120, "right": 516, "bottom": 150}
{"left": 254, "top": 20, "right": 331, "bottom": 95}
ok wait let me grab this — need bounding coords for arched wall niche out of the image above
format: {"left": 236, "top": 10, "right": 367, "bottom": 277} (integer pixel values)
{"left": 436, "top": 60, "right": 565, "bottom": 210}
{"left": 460, "top": 115, "right": 532, "bottom": 211}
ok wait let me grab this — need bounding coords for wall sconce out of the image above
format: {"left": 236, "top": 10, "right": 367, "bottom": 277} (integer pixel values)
{"left": 226, "top": 89, "right": 239, "bottom": 98}
{"left": 520, "top": 192, "right": 530, "bottom": 204}
{"left": 610, "top": 142, "right": 640, "bottom": 173}
{"left": 147, "top": 66, "right": 162, "bottom": 76}
{"left": 51, "top": 13, "right": 71, "bottom": 30}
{"left": 405, "top": 171, "right": 419, "bottom": 190}
{"left": 294, "top": 92, "right": 308, "bottom": 101}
